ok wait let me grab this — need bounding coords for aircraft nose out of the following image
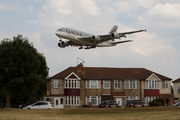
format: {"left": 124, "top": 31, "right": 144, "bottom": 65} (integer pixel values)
{"left": 55, "top": 31, "right": 59, "bottom": 36}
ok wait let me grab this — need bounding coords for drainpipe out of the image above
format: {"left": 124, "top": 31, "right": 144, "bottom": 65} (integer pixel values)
{"left": 140, "top": 80, "right": 142, "bottom": 100}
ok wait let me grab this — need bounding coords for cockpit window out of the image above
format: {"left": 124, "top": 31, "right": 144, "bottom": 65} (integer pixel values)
{"left": 57, "top": 28, "right": 62, "bottom": 31}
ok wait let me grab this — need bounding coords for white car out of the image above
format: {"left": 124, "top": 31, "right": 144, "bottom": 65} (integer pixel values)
{"left": 23, "top": 101, "right": 54, "bottom": 109}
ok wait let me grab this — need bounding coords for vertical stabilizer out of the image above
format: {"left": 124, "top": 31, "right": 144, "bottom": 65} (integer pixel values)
{"left": 108, "top": 25, "right": 118, "bottom": 34}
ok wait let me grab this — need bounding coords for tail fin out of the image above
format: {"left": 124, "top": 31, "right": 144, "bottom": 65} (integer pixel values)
{"left": 108, "top": 25, "right": 118, "bottom": 34}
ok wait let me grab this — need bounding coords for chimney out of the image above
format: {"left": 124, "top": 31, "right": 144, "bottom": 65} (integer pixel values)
{"left": 77, "top": 63, "right": 83, "bottom": 72}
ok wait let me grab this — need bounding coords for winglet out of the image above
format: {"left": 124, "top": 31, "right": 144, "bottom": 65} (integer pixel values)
{"left": 145, "top": 29, "right": 146, "bottom": 32}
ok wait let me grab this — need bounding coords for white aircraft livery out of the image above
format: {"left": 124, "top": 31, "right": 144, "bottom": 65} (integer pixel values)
{"left": 55, "top": 25, "right": 146, "bottom": 49}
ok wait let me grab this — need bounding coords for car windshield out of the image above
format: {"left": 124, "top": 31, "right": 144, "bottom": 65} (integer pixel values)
{"left": 133, "top": 101, "right": 143, "bottom": 105}
{"left": 107, "top": 101, "right": 117, "bottom": 104}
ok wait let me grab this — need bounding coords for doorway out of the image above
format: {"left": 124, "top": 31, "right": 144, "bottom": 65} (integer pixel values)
{"left": 54, "top": 97, "right": 64, "bottom": 108}
{"left": 116, "top": 98, "right": 122, "bottom": 106}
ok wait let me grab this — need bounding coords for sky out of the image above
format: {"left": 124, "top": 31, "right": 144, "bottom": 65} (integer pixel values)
{"left": 0, "top": 0, "right": 180, "bottom": 81}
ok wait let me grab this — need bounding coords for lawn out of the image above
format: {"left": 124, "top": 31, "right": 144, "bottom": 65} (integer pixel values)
{"left": 0, "top": 106, "right": 180, "bottom": 120}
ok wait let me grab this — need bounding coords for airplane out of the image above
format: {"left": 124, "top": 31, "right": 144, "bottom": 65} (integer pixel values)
{"left": 55, "top": 25, "right": 146, "bottom": 49}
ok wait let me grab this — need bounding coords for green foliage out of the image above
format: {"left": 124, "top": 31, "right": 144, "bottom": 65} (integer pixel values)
{"left": 149, "top": 98, "right": 165, "bottom": 106}
{"left": 171, "top": 85, "right": 173, "bottom": 94}
{"left": 0, "top": 34, "right": 48, "bottom": 106}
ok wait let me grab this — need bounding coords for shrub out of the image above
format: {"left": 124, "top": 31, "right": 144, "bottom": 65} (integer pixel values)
{"left": 149, "top": 98, "right": 165, "bottom": 106}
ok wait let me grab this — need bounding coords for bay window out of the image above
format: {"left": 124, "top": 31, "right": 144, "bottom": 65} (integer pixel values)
{"left": 145, "top": 80, "right": 159, "bottom": 89}
{"left": 65, "top": 79, "right": 80, "bottom": 88}
{"left": 66, "top": 96, "right": 80, "bottom": 105}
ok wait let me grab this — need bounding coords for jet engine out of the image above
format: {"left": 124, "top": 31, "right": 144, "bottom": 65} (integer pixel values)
{"left": 111, "top": 33, "right": 120, "bottom": 39}
{"left": 91, "top": 35, "right": 101, "bottom": 41}
{"left": 58, "top": 41, "right": 69, "bottom": 48}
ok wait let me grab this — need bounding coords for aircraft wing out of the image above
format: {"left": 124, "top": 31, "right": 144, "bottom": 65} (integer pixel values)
{"left": 118, "top": 29, "right": 146, "bottom": 37}
{"left": 77, "top": 29, "right": 146, "bottom": 43}
{"left": 110, "top": 40, "right": 132, "bottom": 45}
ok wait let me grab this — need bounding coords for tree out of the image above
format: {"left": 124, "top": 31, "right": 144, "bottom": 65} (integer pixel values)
{"left": 171, "top": 85, "right": 173, "bottom": 94}
{"left": 0, "top": 35, "right": 48, "bottom": 108}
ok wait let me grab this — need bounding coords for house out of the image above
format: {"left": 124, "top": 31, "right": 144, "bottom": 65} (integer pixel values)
{"left": 44, "top": 63, "right": 174, "bottom": 108}
{"left": 172, "top": 78, "right": 180, "bottom": 103}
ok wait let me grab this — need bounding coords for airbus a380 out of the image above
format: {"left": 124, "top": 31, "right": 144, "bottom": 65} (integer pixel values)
{"left": 55, "top": 25, "right": 146, "bottom": 49}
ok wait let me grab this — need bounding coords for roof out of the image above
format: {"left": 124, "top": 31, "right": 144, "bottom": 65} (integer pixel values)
{"left": 160, "top": 94, "right": 174, "bottom": 98}
{"left": 51, "top": 64, "right": 172, "bottom": 80}
{"left": 172, "top": 78, "right": 180, "bottom": 83}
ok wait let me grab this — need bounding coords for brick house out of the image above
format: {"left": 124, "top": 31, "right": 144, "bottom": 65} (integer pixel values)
{"left": 44, "top": 63, "right": 174, "bottom": 108}
{"left": 172, "top": 78, "right": 180, "bottom": 103}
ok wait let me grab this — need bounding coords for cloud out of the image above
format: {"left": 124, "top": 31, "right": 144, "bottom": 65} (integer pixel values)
{"left": 148, "top": 3, "right": 180, "bottom": 27}
{"left": 0, "top": 3, "right": 18, "bottom": 11}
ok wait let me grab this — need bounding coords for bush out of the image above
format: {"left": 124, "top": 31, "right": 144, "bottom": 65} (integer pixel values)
{"left": 149, "top": 98, "right": 165, "bottom": 106}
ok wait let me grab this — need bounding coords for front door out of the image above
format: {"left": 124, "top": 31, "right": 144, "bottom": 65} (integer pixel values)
{"left": 54, "top": 97, "right": 64, "bottom": 108}
{"left": 116, "top": 98, "right": 122, "bottom": 106}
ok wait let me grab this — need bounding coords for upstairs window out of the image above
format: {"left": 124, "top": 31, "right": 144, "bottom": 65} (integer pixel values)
{"left": 162, "top": 81, "right": 168, "bottom": 89}
{"left": 54, "top": 79, "right": 60, "bottom": 88}
{"left": 178, "top": 87, "right": 180, "bottom": 94}
{"left": 103, "top": 80, "right": 110, "bottom": 89}
{"left": 86, "top": 80, "right": 101, "bottom": 89}
{"left": 145, "top": 80, "right": 159, "bottom": 89}
{"left": 65, "top": 79, "right": 79, "bottom": 88}
{"left": 114, "top": 80, "right": 121, "bottom": 89}
{"left": 125, "top": 80, "right": 139, "bottom": 89}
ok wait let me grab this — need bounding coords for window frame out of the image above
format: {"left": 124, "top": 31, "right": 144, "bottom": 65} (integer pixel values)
{"left": 65, "top": 79, "right": 80, "bottom": 88}
{"left": 178, "top": 87, "right": 180, "bottom": 94}
{"left": 162, "top": 81, "right": 168, "bottom": 89}
{"left": 54, "top": 79, "right": 61, "bottom": 88}
{"left": 86, "top": 80, "right": 101, "bottom": 89}
{"left": 114, "top": 80, "right": 121, "bottom": 89}
{"left": 103, "top": 80, "right": 110, "bottom": 89}
{"left": 65, "top": 96, "right": 80, "bottom": 106}
{"left": 86, "top": 96, "right": 101, "bottom": 106}
{"left": 124, "top": 80, "right": 139, "bottom": 89}
{"left": 145, "top": 80, "right": 159, "bottom": 89}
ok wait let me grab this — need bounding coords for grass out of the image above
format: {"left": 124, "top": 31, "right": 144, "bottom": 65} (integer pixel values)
{"left": 0, "top": 106, "right": 180, "bottom": 120}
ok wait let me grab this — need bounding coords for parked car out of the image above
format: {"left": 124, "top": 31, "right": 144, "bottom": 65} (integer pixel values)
{"left": 23, "top": 101, "right": 54, "bottom": 109}
{"left": 172, "top": 102, "right": 180, "bottom": 106}
{"left": 19, "top": 100, "right": 38, "bottom": 109}
{"left": 98, "top": 101, "right": 119, "bottom": 108}
{"left": 125, "top": 100, "right": 145, "bottom": 107}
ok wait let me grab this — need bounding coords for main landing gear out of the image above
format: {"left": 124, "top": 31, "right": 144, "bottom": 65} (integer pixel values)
{"left": 79, "top": 46, "right": 83, "bottom": 49}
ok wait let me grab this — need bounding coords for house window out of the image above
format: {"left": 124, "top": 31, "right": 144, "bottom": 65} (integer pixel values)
{"left": 86, "top": 80, "right": 101, "bottom": 89}
{"left": 162, "top": 81, "right": 168, "bottom": 89}
{"left": 54, "top": 80, "right": 60, "bottom": 88}
{"left": 114, "top": 80, "right": 121, "bottom": 89}
{"left": 65, "top": 79, "right": 80, "bottom": 88}
{"left": 178, "top": 87, "right": 180, "bottom": 94}
{"left": 86, "top": 96, "right": 101, "bottom": 106}
{"left": 66, "top": 96, "right": 80, "bottom": 105}
{"left": 126, "top": 96, "right": 139, "bottom": 101}
{"left": 145, "top": 97, "right": 158, "bottom": 105}
{"left": 103, "top": 80, "right": 110, "bottom": 89}
{"left": 125, "top": 80, "right": 139, "bottom": 89}
{"left": 145, "top": 80, "right": 159, "bottom": 89}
